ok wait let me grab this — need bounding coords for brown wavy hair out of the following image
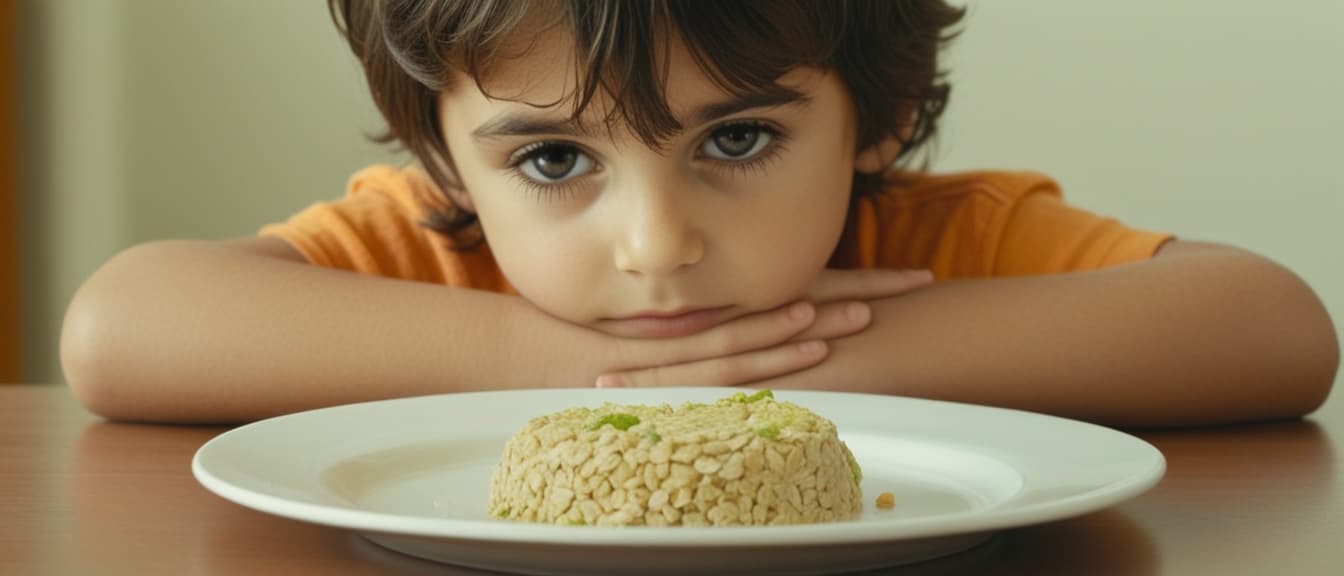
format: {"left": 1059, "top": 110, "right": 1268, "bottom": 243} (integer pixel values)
{"left": 329, "top": 0, "right": 964, "bottom": 249}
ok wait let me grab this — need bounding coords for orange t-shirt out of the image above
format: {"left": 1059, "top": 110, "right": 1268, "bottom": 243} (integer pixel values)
{"left": 260, "top": 165, "right": 1172, "bottom": 287}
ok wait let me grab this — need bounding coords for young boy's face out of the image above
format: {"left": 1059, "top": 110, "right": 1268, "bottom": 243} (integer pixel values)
{"left": 438, "top": 27, "right": 861, "bottom": 338}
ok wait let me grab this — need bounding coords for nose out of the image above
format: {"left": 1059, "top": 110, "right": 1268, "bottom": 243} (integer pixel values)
{"left": 612, "top": 186, "right": 705, "bottom": 277}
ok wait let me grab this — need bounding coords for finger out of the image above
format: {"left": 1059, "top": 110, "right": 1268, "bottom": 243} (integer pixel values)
{"left": 614, "top": 300, "right": 815, "bottom": 369}
{"left": 597, "top": 340, "right": 828, "bottom": 388}
{"left": 803, "top": 268, "right": 933, "bottom": 304}
{"left": 788, "top": 300, "right": 871, "bottom": 342}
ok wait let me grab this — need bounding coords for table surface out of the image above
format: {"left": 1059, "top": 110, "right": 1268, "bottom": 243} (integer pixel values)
{"left": 3, "top": 383, "right": 1340, "bottom": 576}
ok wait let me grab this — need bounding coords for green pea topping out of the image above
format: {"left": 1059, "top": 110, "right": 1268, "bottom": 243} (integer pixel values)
{"left": 745, "top": 390, "right": 775, "bottom": 403}
{"left": 495, "top": 507, "right": 511, "bottom": 518}
{"left": 755, "top": 423, "right": 781, "bottom": 439}
{"left": 727, "top": 389, "right": 775, "bottom": 404}
{"left": 589, "top": 413, "right": 641, "bottom": 431}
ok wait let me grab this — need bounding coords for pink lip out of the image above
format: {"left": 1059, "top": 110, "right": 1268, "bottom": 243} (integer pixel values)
{"left": 604, "top": 306, "right": 732, "bottom": 338}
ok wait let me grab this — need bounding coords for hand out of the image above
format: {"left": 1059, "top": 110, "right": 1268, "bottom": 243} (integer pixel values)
{"left": 593, "top": 268, "right": 933, "bottom": 388}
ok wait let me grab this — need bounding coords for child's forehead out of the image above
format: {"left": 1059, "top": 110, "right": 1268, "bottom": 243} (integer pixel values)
{"left": 457, "top": 23, "right": 820, "bottom": 138}
{"left": 469, "top": 22, "right": 689, "bottom": 105}
{"left": 465, "top": 25, "right": 592, "bottom": 110}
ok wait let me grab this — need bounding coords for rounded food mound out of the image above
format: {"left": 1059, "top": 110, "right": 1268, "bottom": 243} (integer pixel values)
{"left": 488, "top": 391, "right": 862, "bottom": 526}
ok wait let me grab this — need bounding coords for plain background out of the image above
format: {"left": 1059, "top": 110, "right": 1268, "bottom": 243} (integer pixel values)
{"left": 18, "top": 1, "right": 1342, "bottom": 413}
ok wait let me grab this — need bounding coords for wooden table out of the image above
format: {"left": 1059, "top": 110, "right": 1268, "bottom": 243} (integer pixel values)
{"left": 3, "top": 383, "right": 1340, "bottom": 575}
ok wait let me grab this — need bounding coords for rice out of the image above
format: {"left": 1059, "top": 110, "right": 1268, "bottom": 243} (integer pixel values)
{"left": 488, "top": 391, "right": 862, "bottom": 526}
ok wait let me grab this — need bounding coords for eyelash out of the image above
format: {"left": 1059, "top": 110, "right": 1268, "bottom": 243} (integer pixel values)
{"left": 506, "top": 141, "right": 588, "bottom": 202}
{"left": 506, "top": 121, "right": 790, "bottom": 201}
{"left": 712, "top": 121, "right": 791, "bottom": 179}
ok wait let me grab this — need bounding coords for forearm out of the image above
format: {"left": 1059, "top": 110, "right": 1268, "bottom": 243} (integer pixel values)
{"left": 61, "top": 240, "right": 598, "bottom": 423}
{"left": 776, "top": 248, "right": 1338, "bottom": 427}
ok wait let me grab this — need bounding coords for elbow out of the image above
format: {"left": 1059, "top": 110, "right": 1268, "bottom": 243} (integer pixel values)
{"left": 1261, "top": 260, "right": 1339, "bottom": 418}
{"left": 61, "top": 241, "right": 190, "bottom": 421}
{"left": 61, "top": 271, "right": 125, "bottom": 420}
{"left": 1181, "top": 248, "right": 1340, "bottom": 423}
{"left": 1300, "top": 311, "right": 1339, "bottom": 416}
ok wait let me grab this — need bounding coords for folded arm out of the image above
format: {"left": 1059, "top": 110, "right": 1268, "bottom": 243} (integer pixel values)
{"left": 766, "top": 241, "right": 1339, "bottom": 428}
{"left": 60, "top": 237, "right": 905, "bottom": 423}
{"left": 61, "top": 237, "right": 603, "bottom": 422}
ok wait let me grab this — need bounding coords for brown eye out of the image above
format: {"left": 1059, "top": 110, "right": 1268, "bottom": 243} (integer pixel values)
{"left": 714, "top": 126, "right": 759, "bottom": 156}
{"left": 518, "top": 144, "right": 593, "bottom": 183}
{"left": 532, "top": 148, "right": 576, "bottom": 178}
{"left": 702, "top": 123, "right": 772, "bottom": 160}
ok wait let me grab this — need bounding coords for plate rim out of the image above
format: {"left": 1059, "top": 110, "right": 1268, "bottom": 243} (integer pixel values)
{"left": 192, "top": 388, "right": 1165, "bottom": 547}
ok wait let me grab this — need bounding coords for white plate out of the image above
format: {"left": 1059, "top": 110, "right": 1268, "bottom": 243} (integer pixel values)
{"left": 193, "top": 389, "right": 1164, "bottom": 575}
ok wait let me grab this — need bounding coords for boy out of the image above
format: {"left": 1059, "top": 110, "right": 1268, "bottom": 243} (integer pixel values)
{"left": 61, "top": 0, "right": 1337, "bottom": 425}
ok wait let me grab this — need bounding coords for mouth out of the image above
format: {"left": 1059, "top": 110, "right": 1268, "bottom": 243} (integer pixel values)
{"left": 600, "top": 306, "right": 734, "bottom": 338}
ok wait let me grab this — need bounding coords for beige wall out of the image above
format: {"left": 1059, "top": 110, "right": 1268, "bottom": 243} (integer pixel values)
{"left": 2, "top": 0, "right": 18, "bottom": 381}
{"left": 22, "top": 1, "right": 1343, "bottom": 393}
{"left": 937, "top": 1, "right": 1343, "bottom": 404}
{"left": 22, "top": 0, "right": 405, "bottom": 382}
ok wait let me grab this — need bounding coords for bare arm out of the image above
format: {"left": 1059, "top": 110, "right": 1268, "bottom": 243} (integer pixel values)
{"left": 766, "top": 241, "right": 1339, "bottom": 427}
{"left": 61, "top": 237, "right": 598, "bottom": 422}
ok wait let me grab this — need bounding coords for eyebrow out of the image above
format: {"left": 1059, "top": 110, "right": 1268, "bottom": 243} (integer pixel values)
{"left": 470, "top": 91, "right": 812, "bottom": 143}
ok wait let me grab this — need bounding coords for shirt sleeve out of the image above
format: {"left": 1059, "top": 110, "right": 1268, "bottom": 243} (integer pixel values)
{"left": 991, "top": 187, "right": 1174, "bottom": 276}
{"left": 258, "top": 165, "right": 468, "bottom": 285}
{"left": 857, "top": 171, "right": 1174, "bottom": 279}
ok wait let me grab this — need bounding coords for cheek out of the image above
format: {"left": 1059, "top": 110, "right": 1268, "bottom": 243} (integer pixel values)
{"left": 722, "top": 156, "right": 853, "bottom": 309}
{"left": 476, "top": 209, "right": 605, "bottom": 322}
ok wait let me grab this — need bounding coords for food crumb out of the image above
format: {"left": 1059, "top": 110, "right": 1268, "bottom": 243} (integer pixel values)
{"left": 875, "top": 492, "right": 896, "bottom": 509}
